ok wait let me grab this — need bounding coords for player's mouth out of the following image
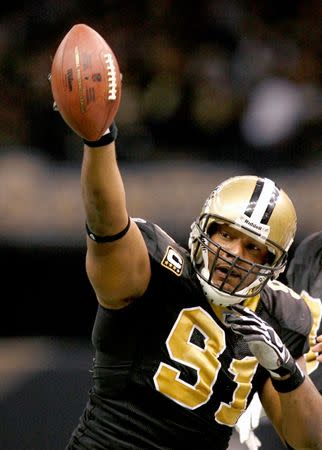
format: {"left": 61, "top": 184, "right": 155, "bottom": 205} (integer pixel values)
{"left": 212, "top": 265, "right": 242, "bottom": 290}
{"left": 216, "top": 265, "right": 241, "bottom": 279}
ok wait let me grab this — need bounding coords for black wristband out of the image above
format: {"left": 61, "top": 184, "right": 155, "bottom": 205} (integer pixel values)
{"left": 86, "top": 217, "right": 131, "bottom": 243}
{"left": 270, "top": 363, "right": 305, "bottom": 393}
{"left": 83, "top": 121, "right": 118, "bottom": 148}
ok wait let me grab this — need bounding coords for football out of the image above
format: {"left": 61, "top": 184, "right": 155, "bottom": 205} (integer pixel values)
{"left": 50, "top": 23, "right": 122, "bottom": 141}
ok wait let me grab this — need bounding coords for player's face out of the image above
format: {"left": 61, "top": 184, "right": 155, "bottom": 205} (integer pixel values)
{"left": 208, "top": 224, "right": 269, "bottom": 293}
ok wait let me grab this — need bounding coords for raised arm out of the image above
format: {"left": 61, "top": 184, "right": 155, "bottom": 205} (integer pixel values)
{"left": 49, "top": 24, "right": 151, "bottom": 310}
{"left": 81, "top": 129, "right": 151, "bottom": 309}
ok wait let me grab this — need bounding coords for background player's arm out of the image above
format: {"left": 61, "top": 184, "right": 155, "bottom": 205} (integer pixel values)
{"left": 82, "top": 141, "right": 151, "bottom": 309}
{"left": 312, "top": 335, "right": 322, "bottom": 362}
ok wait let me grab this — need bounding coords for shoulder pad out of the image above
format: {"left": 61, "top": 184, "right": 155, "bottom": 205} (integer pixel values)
{"left": 262, "top": 280, "right": 312, "bottom": 337}
{"left": 134, "top": 218, "right": 191, "bottom": 278}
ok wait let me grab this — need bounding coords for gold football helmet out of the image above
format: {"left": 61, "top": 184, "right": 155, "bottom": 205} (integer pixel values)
{"left": 188, "top": 175, "right": 297, "bottom": 306}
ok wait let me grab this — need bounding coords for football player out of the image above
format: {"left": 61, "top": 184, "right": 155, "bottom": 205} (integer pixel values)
{"left": 55, "top": 107, "right": 322, "bottom": 449}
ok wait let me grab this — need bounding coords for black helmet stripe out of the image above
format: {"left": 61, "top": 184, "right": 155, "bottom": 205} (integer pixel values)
{"left": 261, "top": 185, "right": 280, "bottom": 224}
{"left": 244, "top": 178, "right": 280, "bottom": 224}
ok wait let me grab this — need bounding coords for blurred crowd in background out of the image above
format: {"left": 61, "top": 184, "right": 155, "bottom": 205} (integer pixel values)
{"left": 1, "top": 0, "right": 322, "bottom": 248}
{"left": 1, "top": 0, "right": 321, "bottom": 166}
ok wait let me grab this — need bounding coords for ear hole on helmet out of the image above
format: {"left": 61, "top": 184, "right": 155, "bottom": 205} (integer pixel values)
{"left": 207, "top": 222, "right": 218, "bottom": 237}
{"left": 266, "top": 251, "right": 276, "bottom": 265}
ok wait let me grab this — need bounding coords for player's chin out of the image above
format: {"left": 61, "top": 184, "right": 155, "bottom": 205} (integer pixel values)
{"left": 213, "top": 275, "right": 255, "bottom": 295}
{"left": 213, "top": 279, "right": 239, "bottom": 294}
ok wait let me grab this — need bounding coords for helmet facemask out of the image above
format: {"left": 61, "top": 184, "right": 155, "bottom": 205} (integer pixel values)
{"left": 189, "top": 176, "right": 296, "bottom": 306}
{"left": 190, "top": 216, "right": 287, "bottom": 306}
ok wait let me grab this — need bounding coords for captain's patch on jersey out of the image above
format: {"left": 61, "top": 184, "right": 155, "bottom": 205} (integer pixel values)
{"left": 161, "top": 246, "right": 184, "bottom": 276}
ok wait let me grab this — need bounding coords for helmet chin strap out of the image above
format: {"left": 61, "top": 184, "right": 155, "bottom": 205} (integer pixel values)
{"left": 199, "top": 247, "right": 238, "bottom": 306}
{"left": 199, "top": 268, "right": 243, "bottom": 306}
{"left": 199, "top": 246, "right": 242, "bottom": 306}
{"left": 199, "top": 263, "right": 267, "bottom": 306}
{"left": 198, "top": 236, "right": 271, "bottom": 305}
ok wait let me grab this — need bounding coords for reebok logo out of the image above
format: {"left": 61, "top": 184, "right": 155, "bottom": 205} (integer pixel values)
{"left": 244, "top": 218, "right": 263, "bottom": 230}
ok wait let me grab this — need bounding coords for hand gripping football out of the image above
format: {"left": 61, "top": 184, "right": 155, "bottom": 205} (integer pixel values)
{"left": 50, "top": 23, "right": 122, "bottom": 141}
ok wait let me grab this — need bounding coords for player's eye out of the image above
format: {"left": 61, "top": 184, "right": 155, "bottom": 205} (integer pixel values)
{"left": 246, "top": 243, "right": 258, "bottom": 251}
{"left": 220, "top": 231, "right": 232, "bottom": 240}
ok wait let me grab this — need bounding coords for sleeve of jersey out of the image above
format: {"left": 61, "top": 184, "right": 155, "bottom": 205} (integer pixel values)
{"left": 133, "top": 218, "right": 191, "bottom": 278}
{"left": 261, "top": 283, "right": 312, "bottom": 359}
{"left": 286, "top": 231, "right": 322, "bottom": 293}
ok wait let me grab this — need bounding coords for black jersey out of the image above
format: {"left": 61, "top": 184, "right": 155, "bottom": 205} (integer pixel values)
{"left": 287, "top": 231, "right": 322, "bottom": 394}
{"left": 67, "top": 219, "right": 312, "bottom": 450}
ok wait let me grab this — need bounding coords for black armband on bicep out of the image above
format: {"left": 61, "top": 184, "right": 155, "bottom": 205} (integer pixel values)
{"left": 86, "top": 217, "right": 131, "bottom": 243}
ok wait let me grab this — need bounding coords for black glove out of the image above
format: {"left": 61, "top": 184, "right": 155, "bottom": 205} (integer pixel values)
{"left": 225, "top": 304, "right": 305, "bottom": 392}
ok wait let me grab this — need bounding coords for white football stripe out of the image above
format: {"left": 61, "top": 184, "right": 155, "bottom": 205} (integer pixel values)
{"left": 249, "top": 178, "right": 276, "bottom": 223}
